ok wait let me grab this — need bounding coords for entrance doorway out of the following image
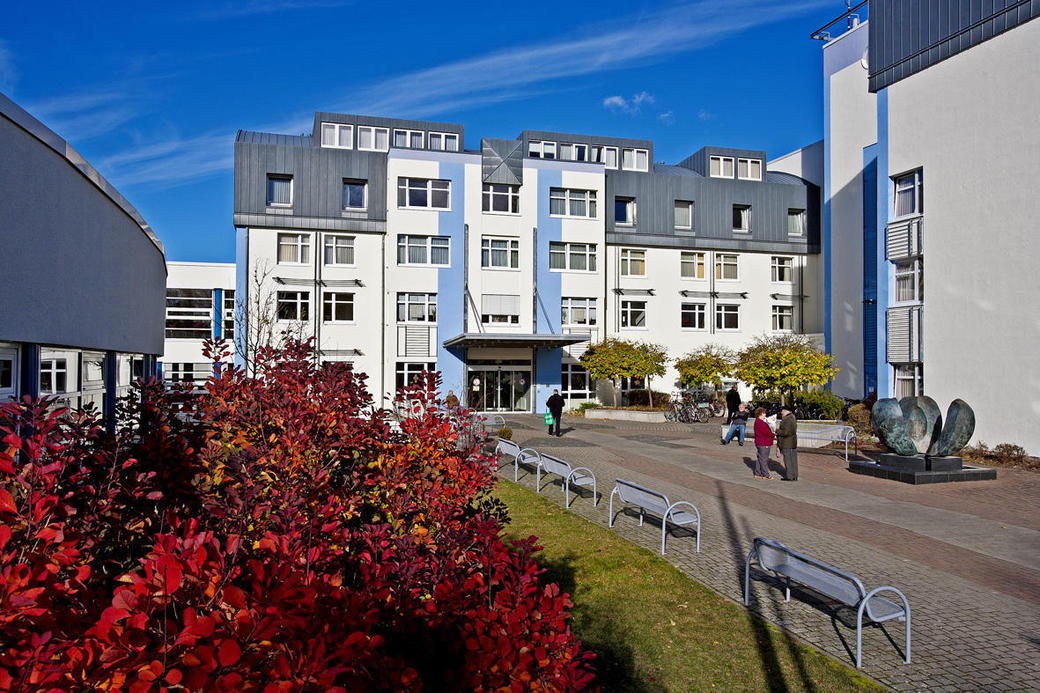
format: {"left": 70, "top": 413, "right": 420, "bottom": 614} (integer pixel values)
{"left": 467, "top": 367, "right": 531, "bottom": 412}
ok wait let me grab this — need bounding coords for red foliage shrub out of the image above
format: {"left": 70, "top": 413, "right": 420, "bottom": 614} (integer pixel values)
{"left": 0, "top": 339, "right": 595, "bottom": 691}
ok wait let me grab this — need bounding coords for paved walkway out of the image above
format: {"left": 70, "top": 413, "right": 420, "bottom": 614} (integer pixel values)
{"left": 495, "top": 414, "right": 1040, "bottom": 692}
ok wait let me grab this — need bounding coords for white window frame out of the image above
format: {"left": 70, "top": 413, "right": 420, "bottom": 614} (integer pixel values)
{"left": 529, "top": 140, "right": 557, "bottom": 159}
{"left": 342, "top": 179, "right": 367, "bottom": 211}
{"left": 320, "top": 122, "right": 353, "bottom": 149}
{"left": 621, "top": 148, "right": 649, "bottom": 172}
{"left": 737, "top": 158, "right": 762, "bottom": 181}
{"left": 481, "top": 183, "right": 520, "bottom": 215}
{"left": 428, "top": 132, "right": 459, "bottom": 152}
{"left": 619, "top": 248, "right": 646, "bottom": 277}
{"left": 323, "top": 234, "right": 356, "bottom": 266}
{"left": 559, "top": 143, "right": 588, "bottom": 162}
{"left": 276, "top": 291, "right": 310, "bottom": 322}
{"left": 480, "top": 294, "right": 521, "bottom": 325}
{"left": 732, "top": 204, "right": 752, "bottom": 233}
{"left": 715, "top": 253, "right": 739, "bottom": 281}
{"left": 277, "top": 232, "right": 311, "bottom": 265}
{"left": 680, "top": 251, "right": 705, "bottom": 280}
{"left": 614, "top": 196, "right": 637, "bottom": 226}
{"left": 397, "top": 292, "right": 438, "bottom": 323}
{"left": 393, "top": 128, "right": 425, "bottom": 149}
{"left": 893, "top": 169, "right": 923, "bottom": 218}
{"left": 322, "top": 291, "right": 355, "bottom": 324}
{"left": 770, "top": 256, "right": 794, "bottom": 283}
{"left": 398, "top": 177, "right": 451, "bottom": 210}
{"left": 674, "top": 200, "right": 693, "bottom": 230}
{"left": 601, "top": 146, "right": 618, "bottom": 169}
{"left": 266, "top": 174, "right": 293, "bottom": 207}
{"left": 549, "top": 242, "right": 597, "bottom": 273}
{"left": 549, "top": 188, "right": 597, "bottom": 219}
{"left": 561, "top": 297, "right": 597, "bottom": 327}
{"left": 396, "top": 361, "right": 436, "bottom": 390}
{"left": 561, "top": 362, "right": 593, "bottom": 399}
{"left": 397, "top": 235, "right": 450, "bottom": 267}
{"left": 681, "top": 302, "right": 706, "bottom": 330}
{"left": 709, "top": 155, "right": 735, "bottom": 178}
{"left": 0, "top": 347, "right": 18, "bottom": 398}
{"left": 481, "top": 236, "right": 520, "bottom": 270}
{"left": 39, "top": 358, "right": 69, "bottom": 394}
{"left": 620, "top": 300, "right": 647, "bottom": 329}
{"left": 357, "top": 125, "right": 389, "bottom": 152}
{"left": 894, "top": 259, "right": 923, "bottom": 304}
{"left": 772, "top": 305, "right": 794, "bottom": 332}
{"left": 893, "top": 363, "right": 924, "bottom": 398}
{"left": 715, "top": 303, "right": 740, "bottom": 331}
{"left": 788, "top": 208, "right": 806, "bottom": 237}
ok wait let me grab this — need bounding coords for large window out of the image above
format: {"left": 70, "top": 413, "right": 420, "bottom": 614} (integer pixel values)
{"left": 397, "top": 293, "right": 437, "bottom": 322}
{"left": 771, "top": 256, "right": 793, "bottom": 282}
{"left": 559, "top": 143, "right": 588, "bottom": 161}
{"left": 223, "top": 290, "right": 235, "bottom": 339}
{"left": 482, "top": 184, "right": 520, "bottom": 214}
{"left": 681, "top": 302, "right": 706, "bottom": 329}
{"left": 277, "top": 233, "right": 310, "bottom": 264}
{"left": 323, "top": 292, "right": 355, "bottom": 323}
{"left": 562, "top": 362, "right": 593, "bottom": 398}
{"left": 393, "top": 129, "right": 424, "bottom": 148}
{"left": 320, "top": 122, "right": 353, "bottom": 149}
{"left": 709, "top": 155, "right": 734, "bottom": 178}
{"left": 549, "top": 188, "right": 597, "bottom": 218}
{"left": 620, "top": 248, "right": 645, "bottom": 276}
{"left": 528, "top": 140, "right": 556, "bottom": 159}
{"left": 621, "top": 148, "right": 649, "bottom": 172}
{"left": 561, "top": 297, "right": 597, "bottom": 326}
{"left": 277, "top": 291, "right": 310, "bottom": 321}
{"left": 737, "top": 158, "right": 762, "bottom": 180}
{"left": 732, "top": 204, "right": 751, "bottom": 233}
{"left": 894, "top": 363, "right": 924, "bottom": 398}
{"left": 620, "top": 300, "right": 647, "bottom": 328}
{"left": 481, "top": 237, "right": 519, "bottom": 269}
{"left": 324, "top": 235, "right": 355, "bottom": 266}
{"left": 428, "top": 132, "right": 459, "bottom": 151}
{"left": 895, "top": 259, "right": 923, "bottom": 303}
{"left": 481, "top": 294, "right": 520, "bottom": 324}
{"left": 788, "top": 208, "right": 806, "bottom": 236}
{"left": 342, "top": 179, "right": 367, "bottom": 210}
{"left": 266, "top": 174, "right": 292, "bottom": 207}
{"left": 357, "top": 125, "right": 389, "bottom": 151}
{"left": 549, "top": 242, "right": 597, "bottom": 272}
{"left": 397, "top": 235, "right": 450, "bottom": 266}
{"left": 681, "top": 251, "right": 705, "bottom": 279}
{"left": 772, "top": 305, "right": 794, "bottom": 331}
{"left": 715, "top": 253, "right": 739, "bottom": 280}
{"left": 40, "top": 359, "right": 68, "bottom": 394}
{"left": 165, "top": 288, "right": 213, "bottom": 339}
{"left": 894, "top": 169, "right": 923, "bottom": 217}
{"left": 675, "top": 200, "right": 693, "bottom": 230}
{"left": 398, "top": 177, "right": 450, "bottom": 209}
{"left": 591, "top": 145, "right": 618, "bottom": 169}
{"left": 396, "top": 362, "right": 436, "bottom": 391}
{"left": 716, "top": 304, "right": 740, "bottom": 331}
{"left": 614, "top": 196, "right": 636, "bottom": 226}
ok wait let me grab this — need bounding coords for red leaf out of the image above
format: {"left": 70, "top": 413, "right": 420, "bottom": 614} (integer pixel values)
{"left": 155, "top": 554, "right": 184, "bottom": 593}
{"left": 0, "top": 488, "right": 16, "bottom": 514}
{"left": 218, "top": 639, "right": 241, "bottom": 667}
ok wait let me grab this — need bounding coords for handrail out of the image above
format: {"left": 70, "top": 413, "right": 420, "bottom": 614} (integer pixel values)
{"left": 810, "top": 1, "right": 868, "bottom": 41}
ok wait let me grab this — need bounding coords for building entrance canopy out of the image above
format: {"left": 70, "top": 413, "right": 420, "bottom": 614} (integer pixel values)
{"left": 441, "top": 333, "right": 588, "bottom": 350}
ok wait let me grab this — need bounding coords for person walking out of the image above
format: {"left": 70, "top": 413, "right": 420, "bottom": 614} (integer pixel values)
{"left": 752, "top": 407, "right": 775, "bottom": 479}
{"left": 777, "top": 407, "right": 799, "bottom": 481}
{"left": 546, "top": 388, "right": 565, "bottom": 437}
{"left": 721, "top": 403, "right": 749, "bottom": 446}
{"left": 725, "top": 383, "right": 742, "bottom": 424}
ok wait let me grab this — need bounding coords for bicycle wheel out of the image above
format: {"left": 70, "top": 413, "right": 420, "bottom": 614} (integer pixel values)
{"left": 664, "top": 409, "right": 676, "bottom": 422}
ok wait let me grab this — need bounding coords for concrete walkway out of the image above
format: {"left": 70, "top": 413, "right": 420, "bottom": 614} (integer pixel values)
{"left": 496, "top": 414, "right": 1040, "bottom": 692}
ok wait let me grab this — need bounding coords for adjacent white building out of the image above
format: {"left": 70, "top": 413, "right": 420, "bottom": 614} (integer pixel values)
{"left": 160, "top": 262, "right": 236, "bottom": 384}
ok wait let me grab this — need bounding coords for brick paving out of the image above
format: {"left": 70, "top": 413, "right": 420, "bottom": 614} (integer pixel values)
{"left": 495, "top": 415, "right": 1040, "bottom": 692}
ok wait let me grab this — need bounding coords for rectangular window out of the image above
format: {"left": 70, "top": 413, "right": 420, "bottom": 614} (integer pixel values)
{"left": 894, "top": 169, "right": 923, "bottom": 217}
{"left": 771, "top": 256, "right": 793, "bottom": 282}
{"left": 772, "top": 305, "right": 794, "bottom": 331}
{"left": 737, "top": 158, "right": 762, "bottom": 180}
{"left": 614, "top": 196, "right": 636, "bottom": 226}
{"left": 277, "top": 233, "right": 310, "bottom": 264}
{"left": 716, "top": 304, "right": 740, "bottom": 331}
{"left": 40, "top": 359, "right": 68, "bottom": 394}
{"left": 482, "top": 183, "right": 520, "bottom": 214}
{"left": 0, "top": 357, "right": 12, "bottom": 391}
{"left": 715, "top": 253, "right": 739, "bottom": 280}
{"left": 894, "top": 259, "right": 923, "bottom": 303}
{"left": 620, "top": 300, "right": 647, "bottom": 328}
{"left": 223, "top": 289, "right": 235, "bottom": 340}
{"left": 165, "top": 288, "right": 213, "bottom": 339}
{"left": 397, "top": 177, "right": 450, "bottom": 209}
{"left": 357, "top": 125, "right": 389, "bottom": 151}
{"left": 393, "top": 129, "right": 424, "bottom": 149}
{"left": 549, "top": 188, "right": 597, "bottom": 218}
{"left": 342, "top": 179, "right": 367, "bottom": 210}
{"left": 320, "top": 122, "right": 353, "bottom": 149}
{"left": 480, "top": 294, "right": 521, "bottom": 324}
{"left": 323, "top": 292, "right": 355, "bottom": 323}
{"left": 324, "top": 235, "right": 355, "bottom": 266}
{"left": 621, "top": 148, "right": 649, "bottom": 172}
{"left": 428, "top": 132, "right": 459, "bottom": 151}
{"left": 397, "top": 293, "right": 437, "bottom": 322}
{"left": 549, "top": 242, "right": 597, "bottom": 272}
{"left": 561, "top": 297, "right": 597, "bottom": 326}
{"left": 529, "top": 140, "right": 556, "bottom": 159}
{"left": 893, "top": 363, "right": 924, "bottom": 398}
{"left": 396, "top": 362, "right": 436, "bottom": 391}
{"left": 788, "top": 208, "right": 806, "bottom": 236}
{"left": 709, "top": 155, "right": 735, "bottom": 178}
{"left": 562, "top": 362, "right": 593, "bottom": 398}
{"left": 559, "top": 143, "right": 588, "bottom": 161}
{"left": 277, "top": 291, "right": 310, "bottom": 322}
{"left": 481, "top": 237, "right": 519, "bottom": 269}
{"left": 674, "top": 200, "right": 693, "bottom": 229}
{"left": 681, "top": 302, "right": 706, "bottom": 329}
{"left": 602, "top": 146, "right": 618, "bottom": 169}
{"left": 620, "top": 248, "right": 645, "bottom": 276}
{"left": 266, "top": 174, "right": 292, "bottom": 207}
{"left": 397, "top": 235, "right": 450, "bottom": 266}
{"left": 681, "top": 251, "right": 705, "bottom": 279}
{"left": 732, "top": 204, "right": 751, "bottom": 233}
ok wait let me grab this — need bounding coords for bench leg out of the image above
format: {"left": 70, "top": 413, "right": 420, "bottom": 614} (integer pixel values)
{"left": 661, "top": 520, "right": 667, "bottom": 555}
{"left": 639, "top": 508, "right": 644, "bottom": 527}
{"left": 564, "top": 478, "right": 570, "bottom": 508}
{"left": 785, "top": 576, "right": 791, "bottom": 603}
{"left": 514, "top": 458, "right": 519, "bottom": 482}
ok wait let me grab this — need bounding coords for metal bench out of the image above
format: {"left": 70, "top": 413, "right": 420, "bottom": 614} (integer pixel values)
{"left": 536, "top": 453, "right": 597, "bottom": 508}
{"left": 797, "top": 422, "right": 858, "bottom": 461}
{"left": 608, "top": 479, "right": 701, "bottom": 555}
{"left": 494, "top": 439, "right": 540, "bottom": 481}
{"left": 744, "top": 538, "right": 911, "bottom": 668}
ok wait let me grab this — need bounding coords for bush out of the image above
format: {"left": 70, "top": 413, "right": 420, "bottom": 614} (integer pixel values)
{"left": 962, "top": 441, "right": 1036, "bottom": 470}
{"left": 497, "top": 426, "right": 513, "bottom": 440}
{"left": 846, "top": 403, "right": 873, "bottom": 439}
{"left": 623, "top": 390, "right": 671, "bottom": 408}
{"left": 0, "top": 339, "right": 595, "bottom": 690}
{"left": 791, "top": 389, "right": 844, "bottom": 420}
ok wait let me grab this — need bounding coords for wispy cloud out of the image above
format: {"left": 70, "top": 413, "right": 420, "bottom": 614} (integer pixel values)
{"left": 658, "top": 110, "right": 675, "bottom": 124}
{"left": 100, "top": 131, "right": 234, "bottom": 187}
{"left": 697, "top": 109, "right": 715, "bottom": 121}
{"left": 603, "top": 91, "right": 655, "bottom": 114}
{"left": 195, "top": 0, "right": 351, "bottom": 20}
{"left": 27, "top": 90, "right": 143, "bottom": 141}
{"left": 0, "top": 39, "right": 17, "bottom": 93}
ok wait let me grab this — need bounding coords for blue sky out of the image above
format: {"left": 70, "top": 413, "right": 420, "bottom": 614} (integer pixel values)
{"left": 1, "top": 1, "right": 845, "bottom": 263}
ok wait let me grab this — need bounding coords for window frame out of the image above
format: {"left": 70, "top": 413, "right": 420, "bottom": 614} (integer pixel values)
{"left": 559, "top": 142, "right": 588, "bottom": 161}
{"left": 619, "top": 300, "right": 648, "bottom": 329}
{"left": 481, "top": 183, "right": 520, "bottom": 215}
{"left": 894, "top": 258, "right": 924, "bottom": 304}
{"left": 561, "top": 362, "right": 594, "bottom": 398}
{"left": 674, "top": 200, "right": 693, "bottom": 230}
{"left": 549, "top": 188, "right": 597, "bottom": 219}
{"left": 165, "top": 288, "right": 213, "bottom": 340}
{"left": 277, "top": 232, "right": 311, "bottom": 265}
{"left": 397, "top": 177, "right": 451, "bottom": 210}
{"left": 356, "top": 125, "right": 389, "bottom": 152}
{"left": 548, "top": 242, "right": 597, "bottom": 273}
{"left": 528, "top": 140, "right": 557, "bottom": 159}
{"left": 39, "top": 358, "right": 68, "bottom": 394}
{"left": 771, "top": 305, "right": 794, "bottom": 332}
{"left": 480, "top": 236, "right": 520, "bottom": 270}
{"left": 322, "top": 291, "right": 355, "bottom": 324}
{"left": 428, "top": 131, "right": 459, "bottom": 151}
{"left": 396, "top": 361, "right": 437, "bottom": 391}
{"left": 715, "top": 303, "right": 740, "bottom": 331}
{"left": 680, "top": 251, "right": 705, "bottom": 280}
{"left": 396, "top": 292, "right": 438, "bottom": 323}
{"left": 621, "top": 148, "right": 649, "bottom": 172}
{"left": 770, "top": 256, "right": 794, "bottom": 283}
{"left": 893, "top": 363, "right": 924, "bottom": 398}
{"left": 323, "top": 234, "right": 356, "bottom": 267}
{"left": 732, "top": 204, "right": 752, "bottom": 233}
{"left": 320, "top": 122, "right": 354, "bottom": 149}
{"left": 342, "top": 179, "right": 367, "bottom": 211}
{"left": 709, "top": 155, "right": 735, "bottom": 178}
{"left": 619, "top": 248, "right": 646, "bottom": 277}
{"left": 893, "top": 169, "right": 924, "bottom": 218}
{"left": 788, "top": 208, "right": 806, "bottom": 237}
{"left": 393, "top": 128, "right": 425, "bottom": 149}
{"left": 276, "top": 290, "right": 310, "bottom": 322}
{"left": 614, "top": 196, "right": 637, "bottom": 226}
{"left": 561, "top": 297, "right": 598, "bottom": 327}
{"left": 680, "top": 302, "right": 707, "bottom": 330}
{"left": 396, "top": 235, "right": 451, "bottom": 267}
{"left": 266, "top": 174, "right": 293, "bottom": 207}
{"left": 714, "top": 253, "right": 739, "bottom": 281}
{"left": 737, "top": 158, "right": 762, "bottom": 181}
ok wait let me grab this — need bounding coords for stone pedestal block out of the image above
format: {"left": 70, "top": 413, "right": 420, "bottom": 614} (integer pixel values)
{"left": 926, "top": 456, "right": 963, "bottom": 472}
{"left": 879, "top": 453, "right": 926, "bottom": 472}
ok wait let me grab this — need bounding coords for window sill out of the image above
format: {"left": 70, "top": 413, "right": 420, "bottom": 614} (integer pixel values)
{"left": 549, "top": 214, "right": 597, "bottom": 220}
{"left": 266, "top": 207, "right": 294, "bottom": 215}
{"left": 398, "top": 206, "right": 452, "bottom": 212}
{"left": 358, "top": 147, "right": 389, "bottom": 153}
{"left": 482, "top": 210, "right": 521, "bottom": 217}
{"left": 619, "top": 327, "right": 649, "bottom": 331}
{"left": 341, "top": 208, "right": 367, "bottom": 215}
{"left": 323, "top": 321, "right": 358, "bottom": 326}
{"left": 397, "top": 263, "right": 451, "bottom": 268}
{"left": 715, "top": 278, "right": 741, "bottom": 283}
{"left": 681, "top": 327, "right": 708, "bottom": 332}
{"left": 732, "top": 229, "right": 751, "bottom": 235}
{"left": 480, "top": 266, "right": 522, "bottom": 272}
{"left": 324, "top": 263, "right": 358, "bottom": 269}
{"left": 276, "top": 262, "right": 311, "bottom": 267}
{"left": 680, "top": 276, "right": 708, "bottom": 282}
{"left": 549, "top": 268, "right": 598, "bottom": 274}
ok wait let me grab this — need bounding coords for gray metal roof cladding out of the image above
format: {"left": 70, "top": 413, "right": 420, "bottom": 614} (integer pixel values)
{"left": 653, "top": 164, "right": 703, "bottom": 177}
{"left": 236, "top": 130, "right": 313, "bottom": 146}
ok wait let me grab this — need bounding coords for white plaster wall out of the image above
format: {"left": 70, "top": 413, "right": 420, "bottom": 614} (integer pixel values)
{"left": 886, "top": 19, "right": 1040, "bottom": 453}
{"left": 769, "top": 139, "right": 824, "bottom": 188}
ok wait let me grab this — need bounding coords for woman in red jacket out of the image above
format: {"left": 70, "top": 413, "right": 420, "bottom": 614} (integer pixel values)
{"left": 752, "top": 407, "right": 775, "bottom": 479}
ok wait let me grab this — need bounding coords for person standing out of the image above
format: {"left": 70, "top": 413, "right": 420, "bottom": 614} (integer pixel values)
{"left": 444, "top": 390, "right": 460, "bottom": 411}
{"left": 721, "top": 403, "right": 750, "bottom": 446}
{"left": 726, "top": 383, "right": 742, "bottom": 424}
{"left": 752, "top": 407, "right": 775, "bottom": 479}
{"left": 777, "top": 407, "right": 799, "bottom": 481}
{"left": 546, "top": 388, "right": 565, "bottom": 437}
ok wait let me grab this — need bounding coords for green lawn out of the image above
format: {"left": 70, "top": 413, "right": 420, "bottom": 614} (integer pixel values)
{"left": 495, "top": 480, "right": 882, "bottom": 692}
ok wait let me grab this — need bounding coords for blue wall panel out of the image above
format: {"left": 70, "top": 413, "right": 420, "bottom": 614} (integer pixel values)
{"left": 534, "top": 168, "right": 563, "bottom": 413}
{"left": 234, "top": 227, "right": 249, "bottom": 369}
{"left": 861, "top": 146, "right": 879, "bottom": 396}
{"left": 436, "top": 160, "right": 467, "bottom": 398}
{"left": 874, "top": 88, "right": 892, "bottom": 398}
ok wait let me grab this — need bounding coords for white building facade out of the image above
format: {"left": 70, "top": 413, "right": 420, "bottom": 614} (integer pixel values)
{"left": 160, "top": 262, "right": 236, "bottom": 384}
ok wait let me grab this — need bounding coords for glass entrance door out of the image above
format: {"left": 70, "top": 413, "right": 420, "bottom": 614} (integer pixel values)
{"left": 467, "top": 368, "right": 531, "bottom": 412}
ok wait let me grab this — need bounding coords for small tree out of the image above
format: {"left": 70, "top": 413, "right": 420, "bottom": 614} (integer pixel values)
{"left": 674, "top": 344, "right": 734, "bottom": 390}
{"left": 631, "top": 341, "right": 668, "bottom": 408}
{"left": 732, "top": 333, "right": 839, "bottom": 404}
{"left": 579, "top": 338, "right": 641, "bottom": 407}
{"left": 236, "top": 261, "right": 306, "bottom": 376}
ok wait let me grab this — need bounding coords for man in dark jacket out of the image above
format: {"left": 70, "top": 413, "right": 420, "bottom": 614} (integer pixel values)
{"left": 777, "top": 408, "right": 798, "bottom": 481}
{"left": 546, "top": 389, "right": 565, "bottom": 437}
{"left": 725, "top": 384, "right": 742, "bottom": 424}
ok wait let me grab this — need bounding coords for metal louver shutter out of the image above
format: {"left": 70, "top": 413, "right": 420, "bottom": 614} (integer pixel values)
{"left": 404, "top": 325, "right": 430, "bottom": 357}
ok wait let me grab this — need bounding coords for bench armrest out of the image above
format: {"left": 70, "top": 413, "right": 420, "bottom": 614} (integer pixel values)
{"left": 856, "top": 586, "right": 911, "bottom": 667}
{"left": 564, "top": 467, "right": 597, "bottom": 508}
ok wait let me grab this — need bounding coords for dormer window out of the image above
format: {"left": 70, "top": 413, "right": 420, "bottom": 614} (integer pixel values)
{"left": 429, "top": 132, "right": 459, "bottom": 151}
{"left": 357, "top": 126, "right": 389, "bottom": 152}
{"left": 560, "top": 143, "right": 588, "bottom": 161}
{"left": 320, "top": 122, "right": 353, "bottom": 149}
{"left": 394, "top": 129, "right": 424, "bottom": 149}
{"left": 738, "top": 158, "right": 762, "bottom": 180}
{"left": 621, "top": 148, "right": 649, "bottom": 172}
{"left": 529, "top": 140, "right": 556, "bottom": 159}
{"left": 710, "top": 156, "right": 735, "bottom": 178}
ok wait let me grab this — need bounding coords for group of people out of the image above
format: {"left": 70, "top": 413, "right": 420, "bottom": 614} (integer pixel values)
{"left": 722, "top": 384, "right": 799, "bottom": 482}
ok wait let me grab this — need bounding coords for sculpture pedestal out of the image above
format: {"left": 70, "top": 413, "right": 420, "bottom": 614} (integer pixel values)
{"left": 850, "top": 454, "right": 995, "bottom": 484}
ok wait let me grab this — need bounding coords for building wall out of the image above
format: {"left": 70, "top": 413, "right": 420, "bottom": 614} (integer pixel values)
{"left": 161, "top": 262, "right": 236, "bottom": 374}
